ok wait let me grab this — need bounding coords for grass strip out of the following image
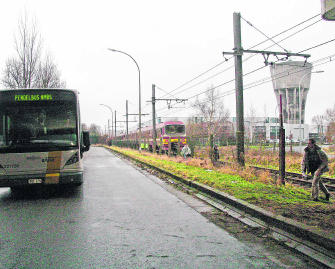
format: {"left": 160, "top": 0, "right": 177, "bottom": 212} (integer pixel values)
{"left": 107, "top": 146, "right": 335, "bottom": 234}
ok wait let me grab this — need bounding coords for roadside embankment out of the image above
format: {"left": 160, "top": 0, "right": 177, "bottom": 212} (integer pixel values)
{"left": 104, "top": 145, "right": 335, "bottom": 254}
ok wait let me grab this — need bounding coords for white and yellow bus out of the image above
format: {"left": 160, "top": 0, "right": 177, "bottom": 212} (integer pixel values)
{"left": 0, "top": 89, "right": 90, "bottom": 189}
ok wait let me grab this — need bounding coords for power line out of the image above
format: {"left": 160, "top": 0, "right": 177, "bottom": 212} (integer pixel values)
{"left": 241, "top": 15, "right": 289, "bottom": 52}
{"left": 243, "top": 13, "right": 321, "bottom": 51}
{"left": 156, "top": 53, "right": 335, "bottom": 117}
{"left": 143, "top": 14, "right": 326, "bottom": 122}
{"left": 165, "top": 17, "right": 322, "bottom": 101}
{"left": 159, "top": 24, "right": 330, "bottom": 114}
{"left": 157, "top": 13, "right": 321, "bottom": 100}
{"left": 298, "top": 38, "right": 335, "bottom": 53}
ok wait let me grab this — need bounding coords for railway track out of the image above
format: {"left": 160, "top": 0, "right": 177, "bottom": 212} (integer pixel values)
{"left": 218, "top": 161, "right": 335, "bottom": 192}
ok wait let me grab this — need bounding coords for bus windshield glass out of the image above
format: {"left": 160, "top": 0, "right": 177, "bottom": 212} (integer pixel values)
{"left": 0, "top": 90, "right": 78, "bottom": 153}
{"left": 165, "top": 124, "right": 185, "bottom": 134}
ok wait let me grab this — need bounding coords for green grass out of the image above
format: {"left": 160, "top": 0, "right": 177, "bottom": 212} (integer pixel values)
{"left": 111, "top": 147, "right": 311, "bottom": 205}
{"left": 106, "top": 146, "right": 335, "bottom": 233}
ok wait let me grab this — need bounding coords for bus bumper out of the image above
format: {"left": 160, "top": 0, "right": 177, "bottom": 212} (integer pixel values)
{"left": 0, "top": 172, "right": 83, "bottom": 188}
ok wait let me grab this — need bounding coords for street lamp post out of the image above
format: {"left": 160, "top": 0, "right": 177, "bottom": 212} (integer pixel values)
{"left": 100, "top": 104, "right": 114, "bottom": 139}
{"left": 107, "top": 48, "right": 142, "bottom": 146}
{"left": 298, "top": 70, "right": 324, "bottom": 152}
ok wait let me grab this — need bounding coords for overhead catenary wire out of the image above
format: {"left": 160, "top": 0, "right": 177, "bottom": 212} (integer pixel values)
{"left": 155, "top": 16, "right": 322, "bottom": 104}
{"left": 156, "top": 34, "right": 335, "bottom": 117}
{"left": 241, "top": 15, "right": 289, "bottom": 52}
{"left": 130, "top": 14, "right": 325, "bottom": 129}
{"left": 298, "top": 38, "right": 335, "bottom": 54}
{"left": 156, "top": 53, "right": 335, "bottom": 118}
{"left": 139, "top": 14, "right": 323, "bottom": 125}
{"left": 157, "top": 58, "right": 334, "bottom": 120}
{"left": 156, "top": 13, "right": 321, "bottom": 100}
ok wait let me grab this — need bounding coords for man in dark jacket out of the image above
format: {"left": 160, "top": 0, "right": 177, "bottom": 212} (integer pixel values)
{"left": 213, "top": 145, "right": 220, "bottom": 162}
{"left": 301, "top": 139, "right": 330, "bottom": 201}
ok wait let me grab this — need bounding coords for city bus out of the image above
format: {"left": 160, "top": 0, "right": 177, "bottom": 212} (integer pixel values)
{"left": 0, "top": 89, "right": 90, "bottom": 189}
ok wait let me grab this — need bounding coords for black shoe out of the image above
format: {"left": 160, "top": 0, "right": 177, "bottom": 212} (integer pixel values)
{"left": 325, "top": 194, "right": 330, "bottom": 201}
{"left": 313, "top": 198, "right": 319, "bottom": 202}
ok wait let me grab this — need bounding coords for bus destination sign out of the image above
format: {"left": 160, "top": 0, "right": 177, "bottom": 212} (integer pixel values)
{"left": 15, "top": 94, "right": 53, "bottom": 101}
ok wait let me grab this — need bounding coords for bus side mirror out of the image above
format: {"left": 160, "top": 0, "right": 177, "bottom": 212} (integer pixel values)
{"left": 82, "top": 131, "right": 90, "bottom": 152}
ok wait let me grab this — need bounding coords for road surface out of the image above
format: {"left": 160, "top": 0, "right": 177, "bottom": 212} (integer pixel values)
{"left": 0, "top": 147, "right": 322, "bottom": 268}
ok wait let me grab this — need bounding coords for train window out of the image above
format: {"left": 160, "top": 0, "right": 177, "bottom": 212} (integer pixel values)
{"left": 165, "top": 125, "right": 185, "bottom": 134}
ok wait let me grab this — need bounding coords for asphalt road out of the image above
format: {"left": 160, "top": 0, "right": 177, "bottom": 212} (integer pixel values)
{"left": 0, "top": 147, "right": 320, "bottom": 268}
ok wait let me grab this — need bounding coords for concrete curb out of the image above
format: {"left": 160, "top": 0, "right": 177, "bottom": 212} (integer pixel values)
{"left": 106, "top": 146, "right": 335, "bottom": 255}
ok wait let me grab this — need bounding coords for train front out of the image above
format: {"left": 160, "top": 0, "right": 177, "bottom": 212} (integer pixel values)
{"left": 162, "top": 121, "right": 186, "bottom": 153}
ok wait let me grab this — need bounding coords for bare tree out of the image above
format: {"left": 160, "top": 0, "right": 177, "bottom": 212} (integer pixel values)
{"left": 325, "top": 104, "right": 335, "bottom": 124}
{"left": 2, "top": 58, "right": 23, "bottom": 88}
{"left": 324, "top": 104, "right": 335, "bottom": 143}
{"left": 2, "top": 14, "right": 65, "bottom": 89}
{"left": 312, "top": 115, "right": 325, "bottom": 140}
{"left": 89, "top": 124, "right": 102, "bottom": 136}
{"left": 246, "top": 105, "right": 257, "bottom": 144}
{"left": 192, "top": 86, "right": 230, "bottom": 147}
{"left": 35, "top": 55, "right": 66, "bottom": 88}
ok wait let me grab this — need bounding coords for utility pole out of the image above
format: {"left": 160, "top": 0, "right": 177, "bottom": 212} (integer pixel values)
{"left": 114, "top": 110, "right": 116, "bottom": 137}
{"left": 147, "top": 91, "right": 188, "bottom": 116}
{"left": 123, "top": 103, "right": 147, "bottom": 146}
{"left": 126, "top": 100, "right": 129, "bottom": 135}
{"left": 222, "top": 12, "right": 310, "bottom": 167}
{"left": 233, "top": 12, "right": 245, "bottom": 166}
{"left": 99, "top": 104, "right": 114, "bottom": 138}
{"left": 147, "top": 85, "right": 188, "bottom": 154}
{"left": 108, "top": 119, "right": 111, "bottom": 139}
{"left": 279, "top": 95, "right": 285, "bottom": 185}
{"left": 152, "top": 84, "right": 157, "bottom": 153}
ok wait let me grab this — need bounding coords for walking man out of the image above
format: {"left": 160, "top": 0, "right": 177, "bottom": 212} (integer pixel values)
{"left": 301, "top": 139, "right": 331, "bottom": 202}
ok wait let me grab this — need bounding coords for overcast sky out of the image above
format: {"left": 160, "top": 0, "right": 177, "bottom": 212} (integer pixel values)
{"left": 1, "top": 0, "right": 334, "bottom": 133}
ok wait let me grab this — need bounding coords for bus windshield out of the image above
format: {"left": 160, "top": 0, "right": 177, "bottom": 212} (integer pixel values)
{"left": 0, "top": 96, "right": 77, "bottom": 153}
{"left": 165, "top": 124, "right": 185, "bottom": 134}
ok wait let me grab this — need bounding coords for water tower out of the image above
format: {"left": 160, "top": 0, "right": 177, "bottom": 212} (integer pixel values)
{"left": 270, "top": 61, "right": 312, "bottom": 125}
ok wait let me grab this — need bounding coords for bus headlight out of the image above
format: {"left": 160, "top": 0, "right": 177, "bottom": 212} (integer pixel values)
{"left": 65, "top": 152, "right": 79, "bottom": 166}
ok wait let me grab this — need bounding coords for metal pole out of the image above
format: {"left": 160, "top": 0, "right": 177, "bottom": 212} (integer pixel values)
{"left": 111, "top": 110, "right": 113, "bottom": 138}
{"left": 298, "top": 82, "right": 303, "bottom": 153}
{"left": 279, "top": 95, "right": 285, "bottom": 185}
{"left": 114, "top": 110, "right": 116, "bottom": 137}
{"left": 126, "top": 100, "right": 129, "bottom": 136}
{"left": 107, "top": 48, "right": 141, "bottom": 147}
{"left": 100, "top": 104, "right": 114, "bottom": 138}
{"left": 152, "top": 84, "right": 157, "bottom": 154}
{"left": 108, "top": 119, "right": 111, "bottom": 139}
{"left": 233, "top": 12, "right": 245, "bottom": 166}
{"left": 138, "top": 66, "right": 142, "bottom": 147}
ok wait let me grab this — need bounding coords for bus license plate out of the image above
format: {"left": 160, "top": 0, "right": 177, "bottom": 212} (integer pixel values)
{"left": 28, "top": 178, "right": 42, "bottom": 184}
